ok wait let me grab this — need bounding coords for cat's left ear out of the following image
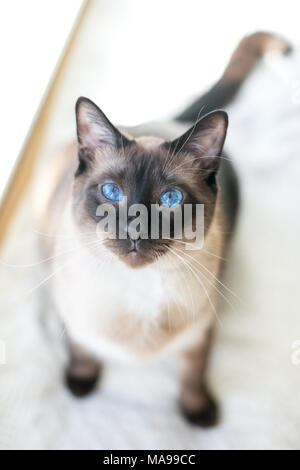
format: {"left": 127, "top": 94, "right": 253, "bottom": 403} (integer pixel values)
{"left": 167, "top": 110, "right": 228, "bottom": 173}
{"left": 75, "top": 97, "right": 128, "bottom": 151}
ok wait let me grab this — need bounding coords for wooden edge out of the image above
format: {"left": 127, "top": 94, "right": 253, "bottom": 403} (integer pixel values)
{"left": 0, "top": 0, "right": 91, "bottom": 248}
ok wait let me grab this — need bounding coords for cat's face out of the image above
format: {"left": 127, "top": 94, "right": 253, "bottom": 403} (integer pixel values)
{"left": 72, "top": 97, "right": 228, "bottom": 268}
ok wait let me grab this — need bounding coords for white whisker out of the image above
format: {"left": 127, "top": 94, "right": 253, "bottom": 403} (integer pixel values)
{"left": 175, "top": 246, "right": 241, "bottom": 302}
{"left": 172, "top": 246, "right": 237, "bottom": 312}
{"left": 166, "top": 245, "right": 222, "bottom": 326}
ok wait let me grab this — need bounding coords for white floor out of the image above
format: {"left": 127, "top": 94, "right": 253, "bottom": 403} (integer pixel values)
{"left": 1, "top": 0, "right": 300, "bottom": 450}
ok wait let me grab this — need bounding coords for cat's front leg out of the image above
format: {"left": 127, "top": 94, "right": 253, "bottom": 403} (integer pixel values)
{"left": 179, "top": 328, "right": 218, "bottom": 427}
{"left": 65, "top": 341, "right": 102, "bottom": 397}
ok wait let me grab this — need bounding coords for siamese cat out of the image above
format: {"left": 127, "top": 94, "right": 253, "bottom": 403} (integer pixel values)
{"left": 39, "top": 32, "right": 290, "bottom": 427}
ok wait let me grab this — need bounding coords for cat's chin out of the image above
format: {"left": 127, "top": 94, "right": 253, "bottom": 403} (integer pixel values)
{"left": 120, "top": 251, "right": 155, "bottom": 269}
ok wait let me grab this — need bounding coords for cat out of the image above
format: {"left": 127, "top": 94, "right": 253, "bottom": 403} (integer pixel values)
{"left": 38, "top": 32, "right": 290, "bottom": 427}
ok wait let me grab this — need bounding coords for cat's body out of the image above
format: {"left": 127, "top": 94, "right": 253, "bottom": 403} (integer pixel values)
{"left": 38, "top": 32, "right": 290, "bottom": 426}
{"left": 41, "top": 125, "right": 225, "bottom": 364}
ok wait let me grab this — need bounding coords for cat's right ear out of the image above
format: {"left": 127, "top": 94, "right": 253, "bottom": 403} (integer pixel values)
{"left": 75, "top": 97, "right": 128, "bottom": 170}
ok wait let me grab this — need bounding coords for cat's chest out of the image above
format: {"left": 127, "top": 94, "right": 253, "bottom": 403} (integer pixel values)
{"left": 52, "top": 242, "right": 215, "bottom": 363}
{"left": 94, "top": 262, "right": 166, "bottom": 316}
{"left": 54, "top": 257, "right": 178, "bottom": 360}
{"left": 54, "top": 252, "right": 171, "bottom": 328}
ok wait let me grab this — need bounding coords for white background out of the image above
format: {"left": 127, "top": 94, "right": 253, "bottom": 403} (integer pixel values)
{"left": 0, "top": 0, "right": 83, "bottom": 199}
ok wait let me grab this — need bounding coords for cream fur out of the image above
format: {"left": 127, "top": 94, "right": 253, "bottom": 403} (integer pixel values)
{"left": 46, "top": 177, "right": 223, "bottom": 364}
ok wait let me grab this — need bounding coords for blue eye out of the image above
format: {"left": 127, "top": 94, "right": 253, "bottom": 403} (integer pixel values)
{"left": 101, "top": 183, "right": 123, "bottom": 201}
{"left": 160, "top": 188, "right": 183, "bottom": 208}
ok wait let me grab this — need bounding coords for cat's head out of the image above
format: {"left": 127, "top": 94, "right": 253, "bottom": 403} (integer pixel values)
{"left": 72, "top": 97, "right": 228, "bottom": 268}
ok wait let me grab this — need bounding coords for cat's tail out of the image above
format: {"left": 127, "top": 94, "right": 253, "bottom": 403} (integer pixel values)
{"left": 176, "top": 32, "right": 292, "bottom": 123}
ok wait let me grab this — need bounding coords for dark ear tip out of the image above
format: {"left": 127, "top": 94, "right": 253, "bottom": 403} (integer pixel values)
{"left": 76, "top": 96, "right": 87, "bottom": 108}
{"left": 75, "top": 96, "right": 97, "bottom": 113}
{"left": 208, "top": 109, "right": 228, "bottom": 127}
{"left": 75, "top": 97, "right": 88, "bottom": 115}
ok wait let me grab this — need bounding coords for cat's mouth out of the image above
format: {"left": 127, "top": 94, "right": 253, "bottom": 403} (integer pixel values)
{"left": 128, "top": 239, "right": 140, "bottom": 254}
{"left": 105, "top": 238, "right": 166, "bottom": 269}
{"left": 124, "top": 239, "right": 151, "bottom": 268}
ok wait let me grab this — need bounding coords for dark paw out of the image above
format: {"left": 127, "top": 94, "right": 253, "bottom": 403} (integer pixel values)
{"left": 180, "top": 394, "right": 219, "bottom": 428}
{"left": 65, "top": 373, "right": 99, "bottom": 398}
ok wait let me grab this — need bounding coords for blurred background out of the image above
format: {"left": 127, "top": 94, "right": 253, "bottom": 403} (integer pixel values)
{"left": 1, "top": 0, "right": 300, "bottom": 200}
{"left": 1, "top": 0, "right": 300, "bottom": 450}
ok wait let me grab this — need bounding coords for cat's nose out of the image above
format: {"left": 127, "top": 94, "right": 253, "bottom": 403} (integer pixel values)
{"left": 127, "top": 219, "right": 142, "bottom": 242}
{"left": 129, "top": 232, "right": 141, "bottom": 242}
{"left": 129, "top": 233, "right": 141, "bottom": 241}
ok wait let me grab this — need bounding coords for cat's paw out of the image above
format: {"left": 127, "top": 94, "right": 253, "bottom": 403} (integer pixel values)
{"left": 65, "top": 372, "right": 99, "bottom": 397}
{"left": 64, "top": 346, "right": 102, "bottom": 398}
{"left": 65, "top": 368, "right": 101, "bottom": 398}
{"left": 179, "top": 388, "right": 219, "bottom": 427}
